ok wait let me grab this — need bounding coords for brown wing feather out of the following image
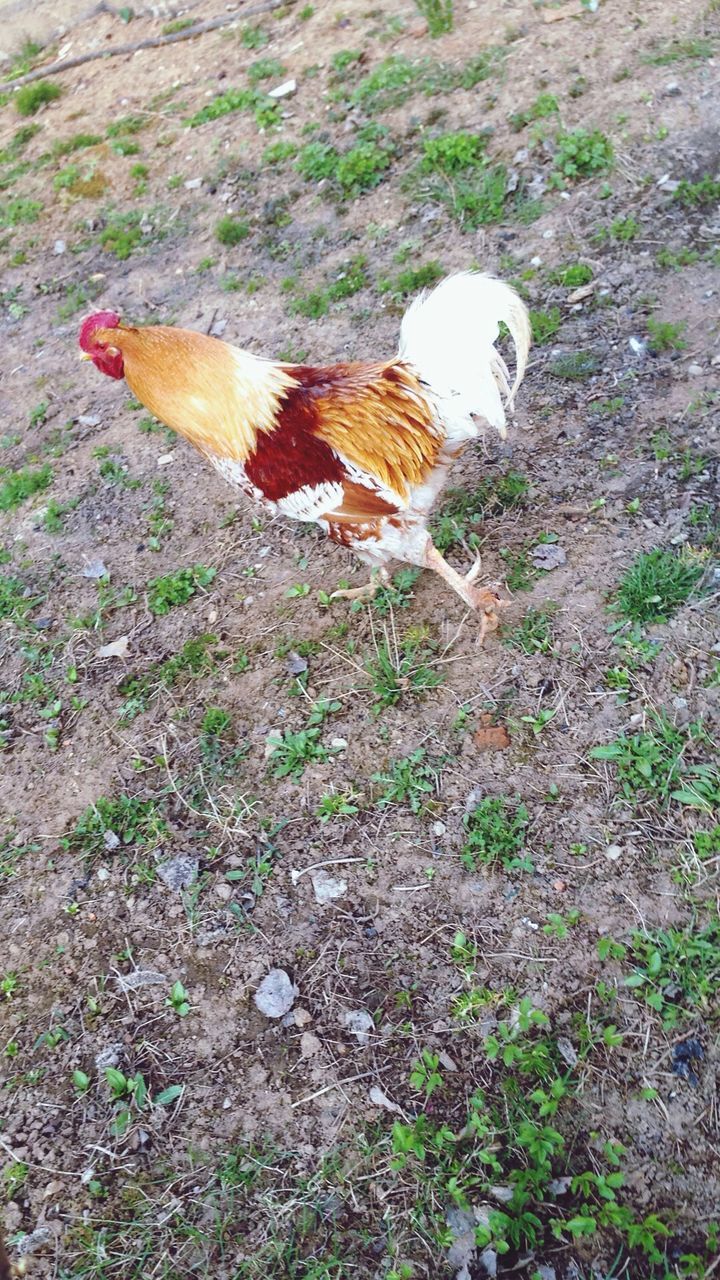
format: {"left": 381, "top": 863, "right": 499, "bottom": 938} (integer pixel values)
{"left": 285, "top": 361, "right": 441, "bottom": 500}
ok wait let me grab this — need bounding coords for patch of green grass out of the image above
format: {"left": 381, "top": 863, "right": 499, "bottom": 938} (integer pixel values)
{"left": 647, "top": 317, "right": 686, "bottom": 353}
{"left": 615, "top": 547, "right": 703, "bottom": 623}
{"left": 15, "top": 80, "right": 61, "bottom": 116}
{"left": 548, "top": 350, "right": 599, "bottom": 380}
{"left": 268, "top": 704, "right": 341, "bottom": 780}
{"left": 590, "top": 715, "right": 718, "bottom": 810}
{"left": 510, "top": 92, "right": 559, "bottom": 131}
{"left": 295, "top": 140, "right": 340, "bottom": 182}
{"left": 262, "top": 139, "right": 297, "bottom": 165}
{"left": 336, "top": 140, "right": 392, "bottom": 195}
{"left": 147, "top": 565, "right": 217, "bottom": 616}
{"left": 431, "top": 471, "right": 528, "bottom": 552}
{"left": 503, "top": 604, "right": 557, "bottom": 655}
{"left": 98, "top": 210, "right": 145, "bottom": 259}
{"left": 240, "top": 23, "right": 269, "bottom": 49}
{"left": 0, "top": 463, "right": 52, "bottom": 512}
{"left": 608, "top": 215, "right": 641, "bottom": 242}
{"left": 350, "top": 50, "right": 503, "bottom": 112}
{"left": 420, "top": 130, "right": 486, "bottom": 176}
{"left": 415, "top": 0, "right": 453, "bottom": 36}
{"left": 118, "top": 634, "right": 218, "bottom": 722}
{"left": 645, "top": 37, "right": 714, "bottom": 64}
{"left": 285, "top": 256, "right": 369, "bottom": 318}
{"left": 365, "top": 632, "right": 444, "bottom": 711}
{"left": 530, "top": 306, "right": 561, "bottom": 344}
{"left": 65, "top": 795, "right": 167, "bottom": 858}
{"left": 106, "top": 113, "right": 147, "bottom": 138}
{"left": 626, "top": 921, "right": 720, "bottom": 1028}
{"left": 51, "top": 132, "right": 102, "bottom": 157}
{"left": 161, "top": 17, "right": 193, "bottom": 34}
{"left": 372, "top": 748, "right": 441, "bottom": 814}
{"left": 378, "top": 260, "right": 444, "bottom": 303}
{"left": 656, "top": 246, "right": 700, "bottom": 269}
{"left": 216, "top": 214, "right": 250, "bottom": 246}
{"left": 548, "top": 262, "right": 593, "bottom": 287}
{"left": 248, "top": 57, "right": 285, "bottom": 85}
{"left": 672, "top": 174, "right": 720, "bottom": 208}
{"left": 188, "top": 87, "right": 277, "bottom": 130}
{"left": 0, "top": 123, "right": 40, "bottom": 161}
{"left": 0, "top": 197, "right": 42, "bottom": 227}
{"left": 462, "top": 795, "right": 531, "bottom": 872}
{"left": 0, "top": 573, "right": 37, "bottom": 622}
{"left": 551, "top": 128, "right": 613, "bottom": 184}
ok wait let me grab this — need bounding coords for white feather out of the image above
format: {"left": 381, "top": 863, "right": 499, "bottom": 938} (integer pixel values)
{"left": 397, "top": 272, "right": 531, "bottom": 440}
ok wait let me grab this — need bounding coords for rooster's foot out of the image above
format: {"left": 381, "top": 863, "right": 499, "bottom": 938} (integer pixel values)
{"left": 330, "top": 568, "right": 389, "bottom": 603}
{"left": 466, "top": 583, "right": 510, "bottom": 645}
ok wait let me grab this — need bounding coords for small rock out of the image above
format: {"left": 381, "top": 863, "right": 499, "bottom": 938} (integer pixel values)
{"left": 341, "top": 1009, "right": 374, "bottom": 1045}
{"left": 286, "top": 652, "right": 308, "bottom": 676}
{"left": 311, "top": 869, "right": 348, "bottom": 905}
{"left": 254, "top": 968, "right": 296, "bottom": 1018}
{"left": 369, "top": 1085, "right": 403, "bottom": 1114}
{"left": 330, "top": 737, "right": 347, "bottom": 750}
{"left": 95, "top": 1043, "right": 124, "bottom": 1071}
{"left": 54, "top": 239, "right": 66, "bottom": 255}
{"left": 268, "top": 78, "right": 296, "bottom": 98}
{"left": 157, "top": 452, "right": 175, "bottom": 465}
{"left": 184, "top": 178, "right": 202, "bottom": 189}
{"left": 17, "top": 1228, "right": 52, "bottom": 1257}
{"left": 78, "top": 414, "right": 102, "bottom": 427}
{"left": 605, "top": 844, "right": 622, "bottom": 861}
{"left": 663, "top": 81, "right": 681, "bottom": 96}
{"left": 293, "top": 1007, "right": 312, "bottom": 1027}
{"left": 536, "top": 1266, "right": 557, "bottom": 1280}
{"left": 300, "top": 1031, "right": 322, "bottom": 1058}
{"left": 209, "top": 317, "right": 227, "bottom": 338}
{"left": 96, "top": 867, "right": 110, "bottom": 882}
{"left": 556, "top": 1037, "right": 578, "bottom": 1068}
{"left": 116, "top": 969, "right": 166, "bottom": 992}
{"left": 96, "top": 635, "right": 130, "bottom": 659}
{"left": 103, "top": 830, "right": 120, "bottom": 852}
{"left": 532, "top": 543, "right": 566, "bottom": 570}
{"left": 629, "top": 336, "right": 647, "bottom": 357}
{"left": 687, "top": 363, "right": 703, "bottom": 376}
{"left": 156, "top": 855, "right": 199, "bottom": 891}
{"left": 82, "top": 558, "right": 108, "bottom": 579}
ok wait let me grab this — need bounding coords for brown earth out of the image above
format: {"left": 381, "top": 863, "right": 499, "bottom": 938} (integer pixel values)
{"left": 0, "top": 0, "right": 719, "bottom": 1277}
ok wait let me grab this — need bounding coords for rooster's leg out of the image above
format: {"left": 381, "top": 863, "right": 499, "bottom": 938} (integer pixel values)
{"left": 330, "top": 567, "right": 390, "bottom": 603}
{"left": 422, "top": 541, "right": 508, "bottom": 642}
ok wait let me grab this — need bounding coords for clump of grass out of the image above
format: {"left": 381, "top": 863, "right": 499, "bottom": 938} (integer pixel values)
{"left": 548, "top": 350, "right": 599, "bottom": 380}
{"left": 98, "top": 210, "right": 145, "bottom": 260}
{"left": 365, "top": 633, "right": 444, "bottom": 712}
{"left": 590, "top": 715, "right": 718, "bottom": 809}
{"left": 0, "top": 573, "right": 38, "bottom": 622}
{"left": 548, "top": 262, "right": 593, "bottom": 287}
{"left": 15, "top": 80, "right": 61, "bottom": 116}
{"left": 412, "top": 132, "right": 507, "bottom": 228}
{"left": 147, "top": 565, "right": 217, "bottom": 615}
{"left": 462, "top": 796, "right": 531, "bottom": 872}
{"left": 350, "top": 50, "right": 503, "bottom": 113}
{"left": 503, "top": 604, "right": 556, "bottom": 655}
{"left": 509, "top": 93, "right": 559, "bottom": 131}
{"left": 372, "top": 748, "right": 441, "bottom": 814}
{"left": 216, "top": 215, "right": 250, "bottom": 246}
{"left": 51, "top": 132, "right": 102, "bottom": 157}
{"left": 295, "top": 134, "right": 393, "bottom": 197}
{"left": 645, "top": 37, "right": 714, "bottom": 65}
{"left": 118, "top": 634, "right": 218, "bottom": 722}
{"left": 420, "top": 130, "right": 486, "bottom": 176}
{"left": 65, "top": 795, "right": 166, "bottom": 857}
{"left": 378, "top": 260, "right": 444, "bottom": 305}
{"left": 415, "top": 0, "right": 453, "bottom": 37}
{"left": 615, "top": 548, "right": 703, "bottom": 623}
{"left": 0, "top": 463, "right": 52, "bottom": 512}
{"left": 188, "top": 87, "right": 277, "bottom": 130}
{"left": 431, "top": 471, "right": 528, "bottom": 552}
{"left": 646, "top": 317, "right": 686, "bottom": 353}
{"left": 672, "top": 175, "right": 720, "bottom": 208}
{"left": 552, "top": 128, "right": 613, "bottom": 184}
{"left": 530, "top": 306, "right": 561, "bottom": 344}
{"left": 247, "top": 57, "right": 285, "bottom": 85}
{"left": 262, "top": 139, "right": 297, "bottom": 166}
{"left": 0, "top": 197, "right": 42, "bottom": 227}
{"left": 626, "top": 921, "right": 720, "bottom": 1028}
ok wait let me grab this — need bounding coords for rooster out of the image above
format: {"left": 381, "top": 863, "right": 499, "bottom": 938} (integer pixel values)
{"left": 79, "top": 273, "right": 530, "bottom": 638}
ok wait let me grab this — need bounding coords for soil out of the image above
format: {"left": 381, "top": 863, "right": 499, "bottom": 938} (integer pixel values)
{"left": 0, "top": 0, "right": 718, "bottom": 1277}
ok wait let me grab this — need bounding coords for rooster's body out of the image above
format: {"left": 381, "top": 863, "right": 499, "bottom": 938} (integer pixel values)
{"left": 80, "top": 274, "right": 530, "bottom": 635}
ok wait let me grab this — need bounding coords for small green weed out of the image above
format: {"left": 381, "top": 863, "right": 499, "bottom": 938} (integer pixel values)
{"left": 647, "top": 317, "right": 686, "bottom": 353}
{"left": 510, "top": 93, "right": 559, "bottom": 131}
{"left": 645, "top": 38, "right": 714, "bottom": 64}
{"left": 365, "top": 633, "right": 444, "bottom": 711}
{"left": 372, "top": 748, "right": 440, "bottom": 814}
{"left": 269, "top": 727, "right": 338, "bottom": 780}
{"left": 626, "top": 921, "right": 720, "bottom": 1027}
{"left": 378, "top": 260, "right": 444, "bottom": 304}
{"left": 248, "top": 57, "right": 285, "bottom": 84}
{"left": 530, "top": 306, "right": 561, "bottom": 344}
{"left": 552, "top": 128, "right": 613, "bottom": 184}
{"left": 166, "top": 980, "right": 191, "bottom": 1017}
{"left": 548, "top": 262, "right": 593, "bottom": 287}
{"left": 216, "top": 215, "right": 250, "bottom": 246}
{"left": 147, "top": 565, "right": 217, "bottom": 615}
{"left": 414, "top": 0, "right": 453, "bottom": 37}
{"left": 656, "top": 246, "right": 700, "bottom": 269}
{"left": 673, "top": 175, "right": 720, "bottom": 208}
{"left": 503, "top": 605, "right": 557, "bottom": 655}
{"left": 65, "top": 795, "right": 166, "bottom": 857}
{"left": 0, "top": 463, "right": 52, "bottom": 512}
{"left": 590, "top": 715, "right": 718, "bottom": 810}
{"left": 615, "top": 547, "right": 703, "bottom": 623}
{"left": 548, "top": 350, "right": 599, "bottom": 380}
{"left": 0, "top": 197, "right": 42, "bottom": 227}
{"left": 15, "top": 80, "right": 61, "bottom": 116}
{"left": 462, "top": 796, "right": 531, "bottom": 872}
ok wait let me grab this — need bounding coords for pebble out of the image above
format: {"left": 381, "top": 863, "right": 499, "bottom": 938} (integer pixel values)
{"left": 311, "top": 869, "right": 347, "bottom": 904}
{"left": 184, "top": 178, "right": 202, "bottom": 189}
{"left": 300, "top": 1031, "right": 322, "bottom": 1057}
{"left": 268, "top": 78, "right": 296, "bottom": 98}
{"left": 54, "top": 239, "right": 66, "bottom": 255}
{"left": 341, "top": 1008, "right": 374, "bottom": 1045}
{"left": 254, "top": 968, "right": 295, "bottom": 1019}
{"left": 605, "top": 844, "right": 622, "bottom": 861}
{"left": 687, "top": 363, "right": 703, "bottom": 376}
{"left": 78, "top": 414, "right": 101, "bottom": 427}
{"left": 17, "top": 1229, "right": 52, "bottom": 1258}
{"left": 116, "top": 969, "right": 166, "bottom": 992}
{"left": 157, "top": 854, "right": 199, "bottom": 891}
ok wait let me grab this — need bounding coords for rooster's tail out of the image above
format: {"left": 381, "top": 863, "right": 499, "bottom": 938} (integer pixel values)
{"left": 398, "top": 272, "right": 531, "bottom": 439}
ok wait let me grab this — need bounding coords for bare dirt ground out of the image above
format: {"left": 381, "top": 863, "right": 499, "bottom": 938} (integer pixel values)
{"left": 0, "top": 0, "right": 719, "bottom": 1277}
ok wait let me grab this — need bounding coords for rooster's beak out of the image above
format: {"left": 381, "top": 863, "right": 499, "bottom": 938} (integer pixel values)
{"left": 79, "top": 352, "right": 92, "bottom": 361}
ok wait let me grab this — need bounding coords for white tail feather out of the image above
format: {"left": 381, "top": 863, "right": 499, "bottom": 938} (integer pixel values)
{"left": 398, "top": 272, "right": 531, "bottom": 439}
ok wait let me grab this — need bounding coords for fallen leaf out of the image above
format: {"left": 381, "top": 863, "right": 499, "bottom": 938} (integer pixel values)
{"left": 474, "top": 715, "right": 511, "bottom": 751}
{"left": 566, "top": 281, "right": 597, "bottom": 304}
{"left": 96, "top": 636, "right": 130, "bottom": 659}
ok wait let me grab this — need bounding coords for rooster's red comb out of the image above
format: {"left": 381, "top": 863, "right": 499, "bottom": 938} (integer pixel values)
{"left": 79, "top": 311, "right": 121, "bottom": 352}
